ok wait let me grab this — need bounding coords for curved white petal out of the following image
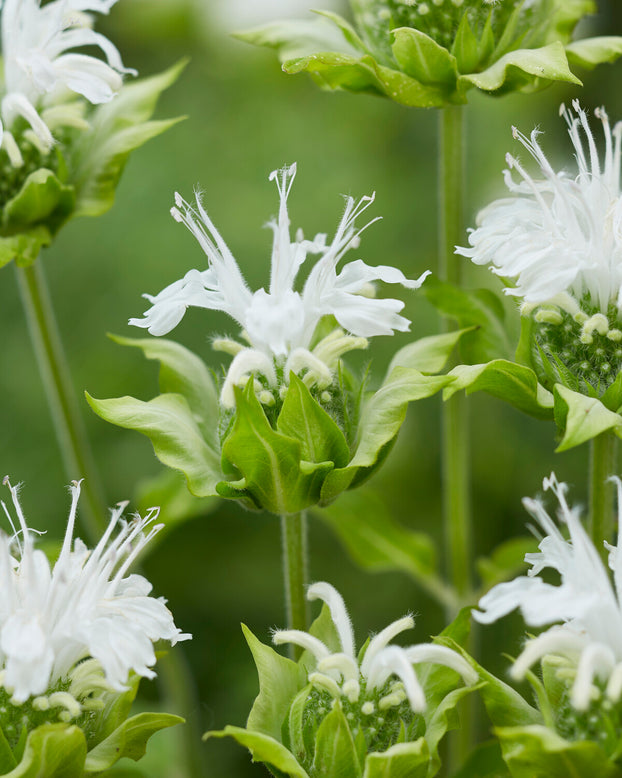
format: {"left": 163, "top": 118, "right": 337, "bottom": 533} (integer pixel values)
{"left": 307, "top": 581, "right": 355, "bottom": 659}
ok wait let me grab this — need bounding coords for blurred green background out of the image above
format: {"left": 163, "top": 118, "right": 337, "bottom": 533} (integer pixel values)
{"left": 2, "top": 1, "right": 622, "bottom": 775}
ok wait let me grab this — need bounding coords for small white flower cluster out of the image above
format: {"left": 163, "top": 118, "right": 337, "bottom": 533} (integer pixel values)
{"left": 274, "top": 581, "right": 477, "bottom": 717}
{"left": 130, "top": 164, "right": 429, "bottom": 408}
{"left": 0, "top": 0, "right": 134, "bottom": 166}
{"left": 0, "top": 478, "right": 189, "bottom": 716}
{"left": 475, "top": 474, "right": 622, "bottom": 712}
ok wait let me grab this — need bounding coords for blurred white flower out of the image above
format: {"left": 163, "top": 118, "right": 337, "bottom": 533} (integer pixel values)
{"left": 0, "top": 0, "right": 134, "bottom": 165}
{"left": 457, "top": 102, "right": 622, "bottom": 334}
{"left": 273, "top": 581, "right": 477, "bottom": 713}
{"left": 0, "top": 477, "right": 189, "bottom": 710}
{"left": 130, "top": 163, "right": 429, "bottom": 407}
{"left": 474, "top": 473, "right": 622, "bottom": 711}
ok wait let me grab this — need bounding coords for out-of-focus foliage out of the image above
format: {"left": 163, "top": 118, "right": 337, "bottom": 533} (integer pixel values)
{"left": 1, "top": 0, "right": 621, "bottom": 775}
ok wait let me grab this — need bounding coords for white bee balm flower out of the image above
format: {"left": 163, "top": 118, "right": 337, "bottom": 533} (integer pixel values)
{"left": 273, "top": 581, "right": 477, "bottom": 714}
{"left": 0, "top": 0, "right": 134, "bottom": 164}
{"left": 0, "top": 477, "right": 189, "bottom": 709}
{"left": 130, "top": 164, "right": 429, "bottom": 407}
{"left": 474, "top": 473, "right": 622, "bottom": 711}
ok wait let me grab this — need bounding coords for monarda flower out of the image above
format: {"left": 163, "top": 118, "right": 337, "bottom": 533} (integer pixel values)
{"left": 0, "top": 477, "right": 188, "bottom": 775}
{"left": 474, "top": 474, "right": 622, "bottom": 766}
{"left": 207, "top": 582, "right": 478, "bottom": 777}
{"left": 130, "top": 162, "right": 429, "bottom": 409}
{"left": 458, "top": 102, "right": 622, "bottom": 400}
{"left": 236, "top": 0, "right": 618, "bottom": 108}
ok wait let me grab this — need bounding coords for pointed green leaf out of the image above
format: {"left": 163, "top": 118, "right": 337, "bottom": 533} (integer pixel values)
{"left": 221, "top": 381, "right": 332, "bottom": 514}
{"left": 90, "top": 675, "right": 141, "bottom": 748}
{"left": 72, "top": 61, "right": 186, "bottom": 217}
{"left": 424, "top": 279, "right": 512, "bottom": 363}
{"left": 3, "top": 169, "right": 74, "bottom": 232}
{"left": 84, "top": 712, "right": 183, "bottom": 772}
{"left": 86, "top": 392, "right": 222, "bottom": 497}
{"left": 286, "top": 685, "right": 313, "bottom": 766}
{"left": 566, "top": 36, "right": 622, "bottom": 68}
{"left": 553, "top": 384, "right": 622, "bottom": 451}
{"left": 0, "top": 725, "right": 17, "bottom": 772}
{"left": 495, "top": 724, "right": 620, "bottom": 778}
{"left": 205, "top": 727, "right": 310, "bottom": 778}
{"left": 387, "top": 329, "right": 474, "bottom": 376}
{"left": 391, "top": 27, "right": 458, "bottom": 86}
{"left": 243, "top": 624, "right": 306, "bottom": 740}
{"left": 458, "top": 42, "right": 581, "bottom": 94}
{"left": 362, "top": 739, "right": 429, "bottom": 778}
{"left": 452, "top": 13, "right": 480, "bottom": 73}
{"left": 312, "top": 705, "right": 361, "bottom": 778}
{"left": 277, "top": 373, "right": 350, "bottom": 467}
{"left": 477, "top": 536, "right": 538, "bottom": 591}
{"left": 0, "top": 227, "right": 51, "bottom": 268}
{"left": 425, "top": 684, "right": 481, "bottom": 774}
{"left": 322, "top": 369, "right": 452, "bottom": 502}
{"left": 443, "top": 361, "right": 554, "bottom": 420}
{"left": 108, "top": 335, "right": 219, "bottom": 444}
{"left": 7, "top": 724, "right": 86, "bottom": 778}
{"left": 308, "top": 602, "right": 341, "bottom": 655}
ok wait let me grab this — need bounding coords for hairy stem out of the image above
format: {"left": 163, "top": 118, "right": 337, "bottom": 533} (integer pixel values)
{"left": 589, "top": 431, "right": 619, "bottom": 557}
{"left": 281, "top": 511, "right": 309, "bottom": 657}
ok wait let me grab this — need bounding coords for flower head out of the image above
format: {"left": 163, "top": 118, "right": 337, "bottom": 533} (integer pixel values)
{"left": 474, "top": 473, "right": 622, "bottom": 711}
{"left": 130, "top": 163, "right": 429, "bottom": 407}
{"left": 0, "top": 476, "right": 189, "bottom": 719}
{"left": 274, "top": 581, "right": 477, "bottom": 719}
{"left": 0, "top": 0, "right": 134, "bottom": 166}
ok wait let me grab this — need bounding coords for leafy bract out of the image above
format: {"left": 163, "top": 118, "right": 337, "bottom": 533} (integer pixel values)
{"left": 553, "top": 385, "right": 622, "bottom": 451}
{"left": 362, "top": 740, "right": 429, "bottom": 778}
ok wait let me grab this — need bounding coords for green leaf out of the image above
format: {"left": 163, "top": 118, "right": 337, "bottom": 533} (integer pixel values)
{"left": 0, "top": 725, "right": 17, "bottom": 772}
{"left": 452, "top": 13, "right": 481, "bottom": 74}
{"left": 243, "top": 624, "right": 306, "bottom": 740}
{"left": 451, "top": 739, "right": 510, "bottom": 778}
{"left": 108, "top": 335, "right": 219, "bottom": 444}
{"left": 566, "top": 36, "right": 622, "bottom": 68}
{"left": 90, "top": 675, "right": 141, "bottom": 748}
{"left": 443, "top": 360, "right": 554, "bottom": 420}
{"left": 362, "top": 739, "right": 429, "bottom": 778}
{"left": 423, "top": 279, "right": 512, "bottom": 363}
{"left": 84, "top": 713, "right": 183, "bottom": 772}
{"left": 312, "top": 705, "right": 361, "bottom": 778}
{"left": 205, "top": 727, "right": 310, "bottom": 778}
{"left": 458, "top": 42, "right": 581, "bottom": 94}
{"left": 277, "top": 373, "right": 350, "bottom": 467}
{"left": 476, "top": 536, "right": 538, "bottom": 591}
{"left": 283, "top": 53, "right": 452, "bottom": 108}
{"left": 0, "top": 228, "right": 52, "bottom": 268}
{"left": 308, "top": 603, "right": 341, "bottom": 655}
{"left": 391, "top": 28, "right": 457, "bottom": 86}
{"left": 86, "top": 392, "right": 222, "bottom": 497}
{"left": 321, "top": 368, "right": 452, "bottom": 502}
{"left": 233, "top": 17, "right": 359, "bottom": 61}
{"left": 7, "top": 724, "right": 86, "bottom": 778}
{"left": 386, "top": 329, "right": 474, "bottom": 376}
{"left": 553, "top": 384, "right": 622, "bottom": 452}
{"left": 286, "top": 685, "right": 314, "bottom": 767}
{"left": 313, "top": 11, "right": 369, "bottom": 53}
{"left": 72, "top": 61, "right": 186, "bottom": 217}
{"left": 495, "top": 725, "right": 621, "bottom": 778}
{"left": 220, "top": 381, "right": 333, "bottom": 514}
{"left": 313, "top": 489, "right": 455, "bottom": 608}
{"left": 424, "top": 684, "right": 481, "bottom": 775}
{"left": 3, "top": 169, "right": 74, "bottom": 233}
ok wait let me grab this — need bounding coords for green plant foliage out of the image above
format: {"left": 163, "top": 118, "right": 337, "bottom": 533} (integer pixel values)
{"left": 236, "top": 0, "right": 616, "bottom": 107}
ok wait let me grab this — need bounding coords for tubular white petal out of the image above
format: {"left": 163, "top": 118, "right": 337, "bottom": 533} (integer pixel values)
{"left": 360, "top": 616, "right": 414, "bottom": 678}
{"left": 220, "top": 349, "right": 278, "bottom": 408}
{"left": 404, "top": 644, "right": 478, "bottom": 686}
{"left": 307, "top": 582, "right": 355, "bottom": 658}
{"left": 366, "top": 646, "right": 426, "bottom": 712}
{"left": 571, "top": 642, "right": 616, "bottom": 711}
{"left": 317, "top": 652, "right": 359, "bottom": 684}
{"left": 511, "top": 628, "right": 587, "bottom": 681}
{"left": 272, "top": 629, "right": 331, "bottom": 664}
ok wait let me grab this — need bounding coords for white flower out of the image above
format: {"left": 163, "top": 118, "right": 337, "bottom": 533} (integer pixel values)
{"left": 457, "top": 102, "right": 622, "bottom": 324}
{"left": 273, "top": 581, "right": 477, "bottom": 714}
{"left": 0, "top": 477, "right": 189, "bottom": 709}
{"left": 474, "top": 473, "right": 622, "bottom": 711}
{"left": 129, "top": 163, "right": 430, "bottom": 407}
{"left": 0, "top": 0, "right": 134, "bottom": 165}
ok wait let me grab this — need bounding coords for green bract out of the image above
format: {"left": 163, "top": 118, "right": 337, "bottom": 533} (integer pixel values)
{"left": 87, "top": 329, "right": 467, "bottom": 514}
{"left": 0, "top": 675, "right": 182, "bottom": 778}
{"left": 235, "top": 0, "right": 619, "bottom": 107}
{"left": 0, "top": 61, "right": 185, "bottom": 269}
{"left": 206, "top": 607, "right": 477, "bottom": 778}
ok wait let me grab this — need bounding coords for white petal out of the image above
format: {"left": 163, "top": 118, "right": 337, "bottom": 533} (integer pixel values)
{"left": 307, "top": 582, "right": 355, "bottom": 659}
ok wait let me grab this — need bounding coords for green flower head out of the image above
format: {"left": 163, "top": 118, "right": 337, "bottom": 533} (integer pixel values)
{"left": 236, "top": 0, "right": 622, "bottom": 107}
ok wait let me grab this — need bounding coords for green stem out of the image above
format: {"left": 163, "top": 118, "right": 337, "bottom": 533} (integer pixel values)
{"left": 588, "top": 431, "right": 619, "bottom": 556}
{"left": 15, "top": 260, "right": 107, "bottom": 541}
{"left": 281, "top": 511, "right": 309, "bottom": 656}
{"left": 438, "top": 105, "right": 472, "bottom": 605}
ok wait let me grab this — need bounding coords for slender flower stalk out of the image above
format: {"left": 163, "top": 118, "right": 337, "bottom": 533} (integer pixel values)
{"left": 475, "top": 473, "right": 622, "bottom": 712}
